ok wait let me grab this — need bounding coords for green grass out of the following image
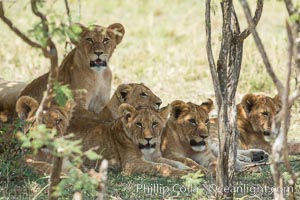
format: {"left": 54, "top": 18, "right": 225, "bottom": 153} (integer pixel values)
{"left": 0, "top": 0, "right": 300, "bottom": 199}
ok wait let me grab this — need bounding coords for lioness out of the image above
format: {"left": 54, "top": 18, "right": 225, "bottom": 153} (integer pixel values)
{"left": 69, "top": 104, "right": 196, "bottom": 177}
{"left": 20, "top": 23, "right": 125, "bottom": 113}
{"left": 161, "top": 100, "right": 268, "bottom": 173}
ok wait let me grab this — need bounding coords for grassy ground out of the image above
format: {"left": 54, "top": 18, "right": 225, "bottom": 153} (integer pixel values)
{"left": 0, "top": 0, "right": 300, "bottom": 199}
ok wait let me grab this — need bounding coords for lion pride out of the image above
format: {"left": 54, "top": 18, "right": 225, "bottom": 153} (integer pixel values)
{"left": 20, "top": 23, "right": 125, "bottom": 113}
{"left": 71, "top": 104, "right": 199, "bottom": 177}
{"left": 17, "top": 97, "right": 195, "bottom": 177}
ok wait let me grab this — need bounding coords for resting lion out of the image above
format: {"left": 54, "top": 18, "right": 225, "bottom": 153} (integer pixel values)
{"left": 15, "top": 96, "right": 74, "bottom": 174}
{"left": 236, "top": 93, "right": 300, "bottom": 154}
{"left": 20, "top": 23, "right": 125, "bottom": 113}
{"left": 161, "top": 100, "right": 268, "bottom": 173}
{"left": 69, "top": 104, "right": 196, "bottom": 177}
{"left": 73, "top": 83, "right": 162, "bottom": 121}
{"left": 17, "top": 97, "right": 195, "bottom": 177}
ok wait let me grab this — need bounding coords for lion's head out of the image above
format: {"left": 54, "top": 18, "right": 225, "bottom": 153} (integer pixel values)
{"left": 114, "top": 83, "right": 162, "bottom": 110}
{"left": 73, "top": 23, "right": 125, "bottom": 71}
{"left": 169, "top": 99, "right": 214, "bottom": 152}
{"left": 16, "top": 96, "right": 74, "bottom": 135}
{"left": 118, "top": 103, "right": 169, "bottom": 155}
{"left": 240, "top": 93, "right": 281, "bottom": 142}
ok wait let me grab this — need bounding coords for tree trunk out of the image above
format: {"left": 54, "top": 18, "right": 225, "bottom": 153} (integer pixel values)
{"left": 205, "top": 0, "right": 263, "bottom": 198}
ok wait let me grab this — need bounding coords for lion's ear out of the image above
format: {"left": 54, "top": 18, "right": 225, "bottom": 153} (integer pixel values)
{"left": 273, "top": 94, "right": 282, "bottom": 107}
{"left": 118, "top": 103, "right": 136, "bottom": 121}
{"left": 200, "top": 98, "right": 214, "bottom": 113}
{"left": 170, "top": 100, "right": 189, "bottom": 120}
{"left": 116, "top": 84, "right": 133, "bottom": 102}
{"left": 241, "top": 94, "right": 257, "bottom": 114}
{"left": 16, "top": 96, "right": 39, "bottom": 121}
{"left": 159, "top": 104, "right": 171, "bottom": 120}
{"left": 108, "top": 23, "right": 125, "bottom": 45}
{"left": 69, "top": 23, "right": 88, "bottom": 46}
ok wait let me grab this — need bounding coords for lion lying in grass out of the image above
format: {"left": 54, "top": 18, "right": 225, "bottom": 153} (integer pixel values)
{"left": 161, "top": 99, "right": 269, "bottom": 173}
{"left": 17, "top": 96, "right": 197, "bottom": 177}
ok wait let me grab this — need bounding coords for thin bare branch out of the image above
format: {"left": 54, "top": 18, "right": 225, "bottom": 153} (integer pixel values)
{"left": 0, "top": 2, "right": 43, "bottom": 49}
{"left": 240, "top": 0, "right": 284, "bottom": 95}
{"left": 284, "top": 0, "right": 298, "bottom": 17}
{"left": 64, "top": 0, "right": 72, "bottom": 25}
{"left": 48, "top": 156, "right": 63, "bottom": 200}
{"left": 205, "top": 0, "right": 221, "bottom": 105}
{"left": 31, "top": 0, "right": 49, "bottom": 33}
{"left": 237, "top": 158, "right": 300, "bottom": 174}
{"left": 234, "top": 0, "right": 263, "bottom": 43}
{"left": 89, "top": 160, "right": 108, "bottom": 200}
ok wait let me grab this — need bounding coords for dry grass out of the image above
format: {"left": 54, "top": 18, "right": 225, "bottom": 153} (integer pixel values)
{"left": 1, "top": 0, "right": 298, "bottom": 136}
{"left": 0, "top": 0, "right": 299, "bottom": 199}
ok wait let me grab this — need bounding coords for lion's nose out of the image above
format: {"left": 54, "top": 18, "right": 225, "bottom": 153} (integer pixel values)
{"left": 155, "top": 101, "right": 162, "bottom": 109}
{"left": 94, "top": 51, "right": 103, "bottom": 56}
{"left": 144, "top": 137, "right": 153, "bottom": 142}
{"left": 200, "top": 135, "right": 208, "bottom": 139}
{"left": 263, "top": 131, "right": 271, "bottom": 136}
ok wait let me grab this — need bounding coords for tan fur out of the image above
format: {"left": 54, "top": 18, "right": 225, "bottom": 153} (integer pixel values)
{"left": 236, "top": 93, "right": 300, "bottom": 155}
{"left": 16, "top": 96, "right": 74, "bottom": 135}
{"left": 67, "top": 104, "right": 193, "bottom": 177}
{"left": 162, "top": 99, "right": 268, "bottom": 173}
{"left": 15, "top": 96, "right": 74, "bottom": 174}
{"left": 161, "top": 99, "right": 216, "bottom": 175}
{"left": 237, "top": 94, "right": 281, "bottom": 152}
{"left": 0, "top": 80, "right": 26, "bottom": 123}
{"left": 72, "top": 83, "right": 162, "bottom": 121}
{"left": 20, "top": 23, "right": 125, "bottom": 113}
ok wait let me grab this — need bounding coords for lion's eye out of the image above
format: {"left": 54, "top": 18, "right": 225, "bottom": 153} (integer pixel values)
{"left": 86, "top": 38, "right": 94, "bottom": 44}
{"left": 152, "top": 122, "right": 158, "bottom": 128}
{"left": 103, "top": 37, "right": 110, "bottom": 44}
{"left": 205, "top": 119, "right": 209, "bottom": 125}
{"left": 262, "top": 111, "right": 269, "bottom": 116}
{"left": 55, "top": 119, "right": 62, "bottom": 125}
{"left": 140, "top": 92, "right": 148, "bottom": 97}
{"left": 136, "top": 122, "right": 143, "bottom": 128}
{"left": 189, "top": 119, "right": 197, "bottom": 126}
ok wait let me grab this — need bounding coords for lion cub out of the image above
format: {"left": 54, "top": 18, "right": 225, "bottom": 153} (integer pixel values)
{"left": 15, "top": 96, "right": 74, "bottom": 174}
{"left": 69, "top": 104, "right": 194, "bottom": 177}
{"left": 161, "top": 100, "right": 268, "bottom": 173}
{"left": 237, "top": 93, "right": 300, "bottom": 155}
{"left": 20, "top": 23, "right": 125, "bottom": 113}
{"left": 161, "top": 100, "right": 217, "bottom": 173}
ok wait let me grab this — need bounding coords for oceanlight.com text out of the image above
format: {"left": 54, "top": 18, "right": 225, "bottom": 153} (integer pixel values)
{"left": 136, "top": 183, "right": 294, "bottom": 197}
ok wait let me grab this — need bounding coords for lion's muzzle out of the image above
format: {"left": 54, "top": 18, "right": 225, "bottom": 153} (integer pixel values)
{"left": 90, "top": 58, "right": 107, "bottom": 68}
{"left": 138, "top": 143, "right": 156, "bottom": 150}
